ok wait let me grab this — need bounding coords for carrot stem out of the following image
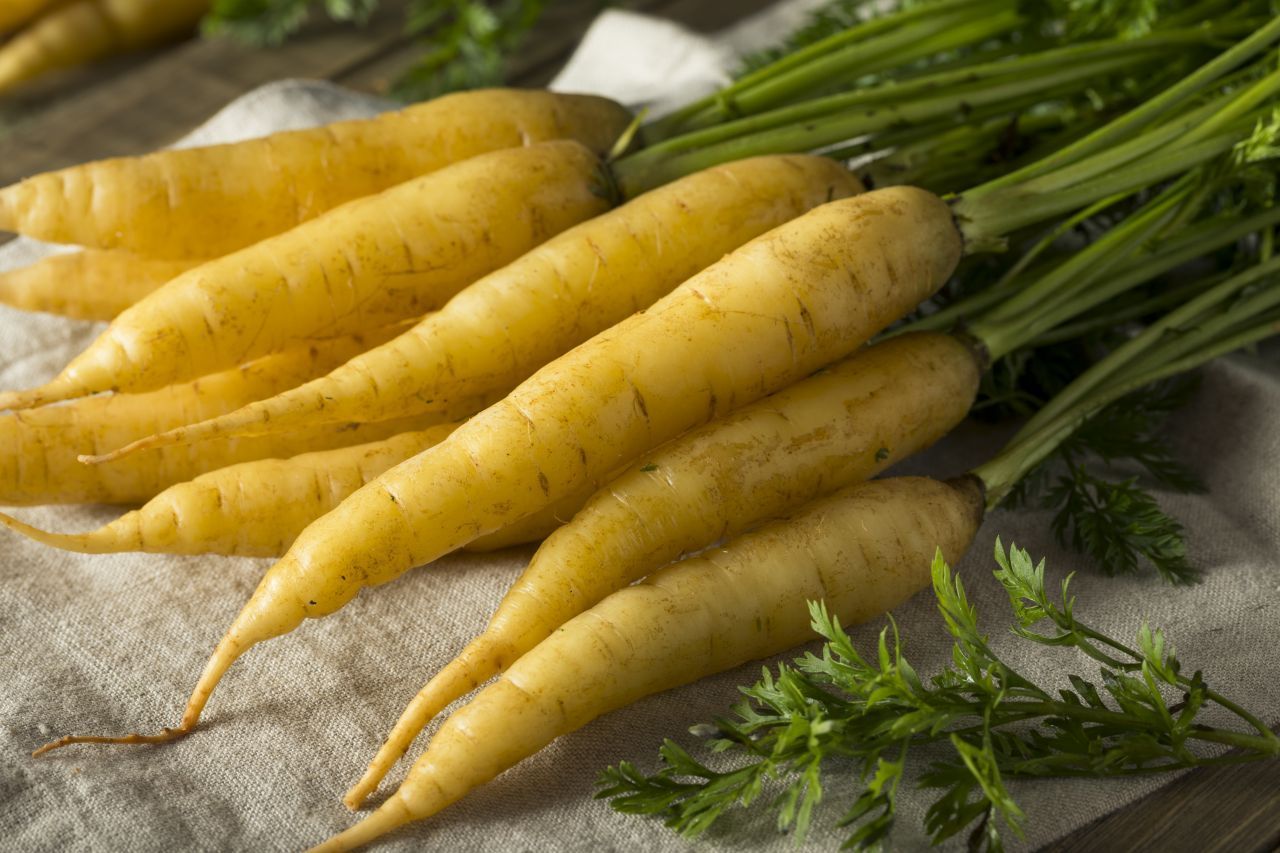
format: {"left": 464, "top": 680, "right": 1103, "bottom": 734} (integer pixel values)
{"left": 643, "top": 0, "right": 1013, "bottom": 140}
{"left": 969, "top": 12, "right": 1280, "bottom": 193}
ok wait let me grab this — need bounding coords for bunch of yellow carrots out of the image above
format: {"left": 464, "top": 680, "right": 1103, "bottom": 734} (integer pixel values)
{"left": 1, "top": 3, "right": 1277, "bottom": 848}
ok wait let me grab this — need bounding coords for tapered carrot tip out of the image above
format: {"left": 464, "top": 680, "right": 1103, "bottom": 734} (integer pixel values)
{"left": 0, "top": 390, "right": 38, "bottom": 412}
{"left": 79, "top": 445, "right": 135, "bottom": 466}
{"left": 343, "top": 644, "right": 498, "bottom": 809}
{"left": 0, "top": 512, "right": 86, "bottom": 550}
{"left": 81, "top": 431, "right": 174, "bottom": 465}
{"left": 309, "top": 796, "right": 416, "bottom": 853}
{"left": 0, "top": 382, "right": 78, "bottom": 413}
{"left": 344, "top": 779, "right": 377, "bottom": 811}
{"left": 31, "top": 724, "right": 194, "bottom": 757}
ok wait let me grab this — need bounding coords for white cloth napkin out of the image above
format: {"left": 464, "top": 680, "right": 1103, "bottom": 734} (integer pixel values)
{"left": 2, "top": 5, "right": 1278, "bottom": 852}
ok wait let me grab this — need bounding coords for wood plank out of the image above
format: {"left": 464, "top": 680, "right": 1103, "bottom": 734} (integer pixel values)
{"left": 1040, "top": 757, "right": 1280, "bottom": 853}
{"left": 0, "top": 51, "right": 160, "bottom": 136}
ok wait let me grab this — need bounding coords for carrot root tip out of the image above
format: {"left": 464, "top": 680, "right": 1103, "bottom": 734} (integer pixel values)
{"left": 30, "top": 723, "right": 195, "bottom": 757}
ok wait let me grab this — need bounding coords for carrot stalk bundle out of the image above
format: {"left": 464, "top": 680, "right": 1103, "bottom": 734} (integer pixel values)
{"left": 313, "top": 476, "right": 985, "bottom": 852}
{"left": 4, "top": 15, "right": 1249, "bottom": 416}
{"left": 646, "top": 0, "right": 1026, "bottom": 140}
{"left": 0, "top": 140, "right": 613, "bottom": 411}
{"left": 0, "top": 89, "right": 632, "bottom": 256}
{"left": 99, "top": 154, "right": 864, "bottom": 455}
{"left": 0, "top": 0, "right": 212, "bottom": 96}
{"left": 0, "top": 249, "right": 203, "bottom": 321}
{"left": 344, "top": 330, "right": 982, "bottom": 805}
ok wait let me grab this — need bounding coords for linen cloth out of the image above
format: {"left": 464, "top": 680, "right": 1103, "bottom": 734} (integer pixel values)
{"left": 2, "top": 6, "right": 1278, "bottom": 852}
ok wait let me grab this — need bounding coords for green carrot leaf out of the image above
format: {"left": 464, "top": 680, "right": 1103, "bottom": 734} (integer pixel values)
{"left": 602, "top": 544, "right": 1277, "bottom": 846}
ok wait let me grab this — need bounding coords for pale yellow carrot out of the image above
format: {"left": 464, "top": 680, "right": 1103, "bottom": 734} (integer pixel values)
{"left": 0, "top": 89, "right": 630, "bottom": 256}
{"left": 345, "top": 330, "right": 982, "bottom": 805}
{"left": 0, "top": 140, "right": 612, "bottom": 411}
{"left": 313, "top": 476, "right": 984, "bottom": 852}
{"left": 104, "top": 154, "right": 864, "bottom": 454}
{"left": 0, "top": 249, "right": 202, "bottom": 321}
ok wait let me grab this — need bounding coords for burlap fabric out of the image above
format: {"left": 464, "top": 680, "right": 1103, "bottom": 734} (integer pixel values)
{"left": 2, "top": 6, "right": 1277, "bottom": 851}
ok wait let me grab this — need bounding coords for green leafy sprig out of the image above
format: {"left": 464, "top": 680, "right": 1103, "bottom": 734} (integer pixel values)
{"left": 598, "top": 543, "right": 1280, "bottom": 850}
{"left": 1006, "top": 378, "right": 1206, "bottom": 584}
{"left": 203, "top": 0, "right": 553, "bottom": 99}
{"left": 203, "top": 0, "right": 378, "bottom": 45}
{"left": 392, "top": 0, "right": 549, "bottom": 101}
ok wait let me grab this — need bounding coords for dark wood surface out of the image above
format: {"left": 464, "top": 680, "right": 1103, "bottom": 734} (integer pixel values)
{"left": 0, "top": 2, "right": 1276, "bottom": 850}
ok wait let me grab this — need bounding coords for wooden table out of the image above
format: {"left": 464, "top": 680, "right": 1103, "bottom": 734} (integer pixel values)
{"left": 0, "top": 2, "right": 1276, "bottom": 850}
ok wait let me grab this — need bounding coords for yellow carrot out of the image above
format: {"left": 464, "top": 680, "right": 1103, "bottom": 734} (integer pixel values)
{"left": 0, "top": 89, "right": 630, "bottom": 256}
{"left": 345, "top": 331, "right": 982, "bottom": 805}
{"left": 0, "top": 140, "right": 612, "bottom": 411}
{"left": 0, "top": 0, "right": 57, "bottom": 35}
{"left": 107, "top": 154, "right": 864, "bottom": 454}
{"left": 314, "top": 476, "right": 984, "bottom": 852}
{"left": 0, "top": 0, "right": 211, "bottom": 95}
{"left": 0, "top": 249, "right": 202, "bottom": 321}
{"left": 0, "top": 327, "right": 472, "bottom": 506}
{"left": 31, "top": 186, "right": 962, "bottom": 752}
{"left": 0, "top": 425, "right": 460, "bottom": 557}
